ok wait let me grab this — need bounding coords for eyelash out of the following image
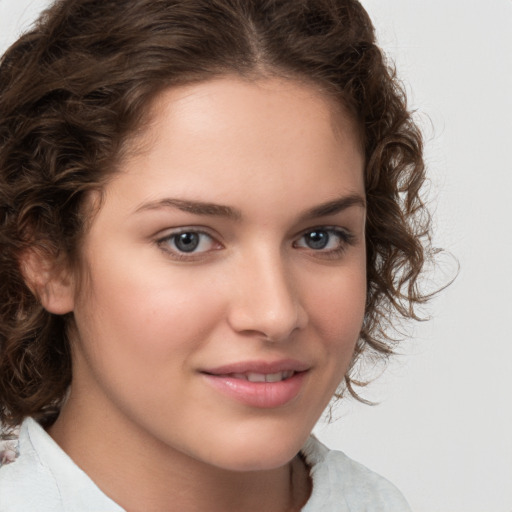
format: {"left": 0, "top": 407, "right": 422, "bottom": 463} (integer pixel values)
{"left": 293, "top": 227, "right": 355, "bottom": 259}
{"left": 156, "top": 226, "right": 355, "bottom": 261}
{"left": 157, "top": 228, "right": 221, "bottom": 261}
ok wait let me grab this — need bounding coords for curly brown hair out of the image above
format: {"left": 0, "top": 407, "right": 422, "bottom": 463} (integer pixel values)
{"left": 0, "top": 0, "right": 433, "bottom": 428}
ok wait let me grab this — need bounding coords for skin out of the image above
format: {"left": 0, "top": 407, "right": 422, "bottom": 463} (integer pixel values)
{"left": 44, "top": 76, "right": 367, "bottom": 512}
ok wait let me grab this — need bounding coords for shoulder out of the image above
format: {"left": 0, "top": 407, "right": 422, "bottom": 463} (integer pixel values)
{"left": 0, "top": 419, "right": 63, "bottom": 512}
{"left": 301, "top": 436, "right": 412, "bottom": 512}
{"left": 0, "top": 418, "right": 123, "bottom": 512}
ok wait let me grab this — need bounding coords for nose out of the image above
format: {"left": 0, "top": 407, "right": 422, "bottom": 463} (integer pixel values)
{"left": 226, "top": 249, "right": 308, "bottom": 343}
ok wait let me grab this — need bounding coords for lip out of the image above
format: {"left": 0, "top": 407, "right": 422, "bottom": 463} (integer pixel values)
{"left": 200, "top": 359, "right": 310, "bottom": 408}
{"left": 203, "top": 359, "right": 311, "bottom": 375}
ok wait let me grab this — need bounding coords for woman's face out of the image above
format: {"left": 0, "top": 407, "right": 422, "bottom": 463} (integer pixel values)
{"left": 64, "top": 76, "right": 366, "bottom": 471}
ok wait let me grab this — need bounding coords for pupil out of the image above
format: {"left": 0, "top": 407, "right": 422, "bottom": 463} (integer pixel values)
{"left": 307, "top": 231, "right": 328, "bottom": 250}
{"left": 175, "top": 233, "right": 199, "bottom": 252}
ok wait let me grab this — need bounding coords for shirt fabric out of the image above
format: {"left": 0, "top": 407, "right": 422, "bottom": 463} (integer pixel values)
{"left": 0, "top": 417, "right": 412, "bottom": 511}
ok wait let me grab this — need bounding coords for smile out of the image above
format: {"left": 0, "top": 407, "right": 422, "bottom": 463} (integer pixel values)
{"left": 200, "top": 361, "right": 309, "bottom": 408}
{"left": 223, "top": 371, "right": 295, "bottom": 383}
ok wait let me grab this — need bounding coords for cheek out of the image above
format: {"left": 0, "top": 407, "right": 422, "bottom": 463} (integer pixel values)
{"left": 305, "top": 265, "right": 366, "bottom": 345}
{"left": 73, "top": 260, "right": 226, "bottom": 362}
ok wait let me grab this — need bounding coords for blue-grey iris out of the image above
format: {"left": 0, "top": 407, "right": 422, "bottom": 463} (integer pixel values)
{"left": 305, "top": 231, "right": 329, "bottom": 250}
{"left": 175, "top": 232, "right": 200, "bottom": 252}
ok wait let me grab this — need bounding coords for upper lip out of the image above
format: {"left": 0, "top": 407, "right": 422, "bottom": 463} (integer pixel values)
{"left": 202, "top": 359, "right": 311, "bottom": 375}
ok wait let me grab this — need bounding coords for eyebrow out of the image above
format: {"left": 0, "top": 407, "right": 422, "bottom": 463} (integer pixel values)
{"left": 135, "top": 198, "right": 242, "bottom": 220}
{"left": 298, "top": 194, "right": 366, "bottom": 222}
{"left": 135, "top": 194, "right": 365, "bottom": 221}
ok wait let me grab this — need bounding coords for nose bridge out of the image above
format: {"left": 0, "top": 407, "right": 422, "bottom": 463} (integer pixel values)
{"left": 228, "top": 245, "right": 307, "bottom": 341}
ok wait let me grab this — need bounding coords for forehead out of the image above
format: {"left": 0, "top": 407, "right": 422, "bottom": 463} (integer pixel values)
{"left": 131, "top": 75, "right": 361, "bottom": 154}
{"left": 141, "top": 76, "right": 358, "bottom": 156}
{"left": 88, "top": 76, "right": 365, "bottom": 227}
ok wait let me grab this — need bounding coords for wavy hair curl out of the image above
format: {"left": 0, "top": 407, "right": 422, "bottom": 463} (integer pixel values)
{"left": 1, "top": 0, "right": 434, "bottom": 427}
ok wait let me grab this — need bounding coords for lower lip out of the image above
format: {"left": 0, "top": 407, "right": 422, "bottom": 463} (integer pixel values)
{"left": 201, "top": 371, "right": 307, "bottom": 408}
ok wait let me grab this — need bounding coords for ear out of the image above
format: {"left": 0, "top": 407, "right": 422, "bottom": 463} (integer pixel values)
{"left": 19, "top": 247, "right": 75, "bottom": 315}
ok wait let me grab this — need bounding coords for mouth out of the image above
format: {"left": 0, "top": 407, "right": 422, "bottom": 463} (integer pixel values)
{"left": 202, "top": 359, "right": 310, "bottom": 376}
{"left": 200, "top": 361, "right": 309, "bottom": 408}
{"left": 206, "top": 370, "right": 296, "bottom": 383}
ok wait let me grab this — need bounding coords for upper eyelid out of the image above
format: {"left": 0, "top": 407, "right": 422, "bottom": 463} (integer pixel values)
{"left": 295, "top": 225, "right": 353, "bottom": 239}
{"left": 155, "top": 226, "right": 220, "bottom": 240}
{"left": 155, "top": 225, "right": 353, "bottom": 240}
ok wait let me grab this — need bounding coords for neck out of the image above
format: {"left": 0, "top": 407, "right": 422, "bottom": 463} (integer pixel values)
{"left": 49, "top": 394, "right": 311, "bottom": 512}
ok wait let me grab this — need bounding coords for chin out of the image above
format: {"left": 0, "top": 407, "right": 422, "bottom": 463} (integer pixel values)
{"left": 202, "top": 428, "right": 310, "bottom": 472}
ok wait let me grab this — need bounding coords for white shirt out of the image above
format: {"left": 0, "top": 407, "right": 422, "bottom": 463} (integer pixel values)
{"left": 0, "top": 418, "right": 412, "bottom": 511}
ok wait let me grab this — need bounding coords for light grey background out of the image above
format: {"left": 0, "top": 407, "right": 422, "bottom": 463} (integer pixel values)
{"left": 1, "top": 1, "right": 511, "bottom": 511}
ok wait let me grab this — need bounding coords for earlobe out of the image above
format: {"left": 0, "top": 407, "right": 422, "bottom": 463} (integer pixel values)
{"left": 19, "top": 247, "right": 75, "bottom": 315}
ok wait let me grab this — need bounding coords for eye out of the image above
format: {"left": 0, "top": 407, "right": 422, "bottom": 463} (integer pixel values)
{"left": 157, "top": 229, "right": 221, "bottom": 259}
{"left": 294, "top": 227, "right": 354, "bottom": 255}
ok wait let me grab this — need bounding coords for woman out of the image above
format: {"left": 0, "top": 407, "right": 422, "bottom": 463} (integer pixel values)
{"left": 0, "top": 0, "right": 433, "bottom": 510}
